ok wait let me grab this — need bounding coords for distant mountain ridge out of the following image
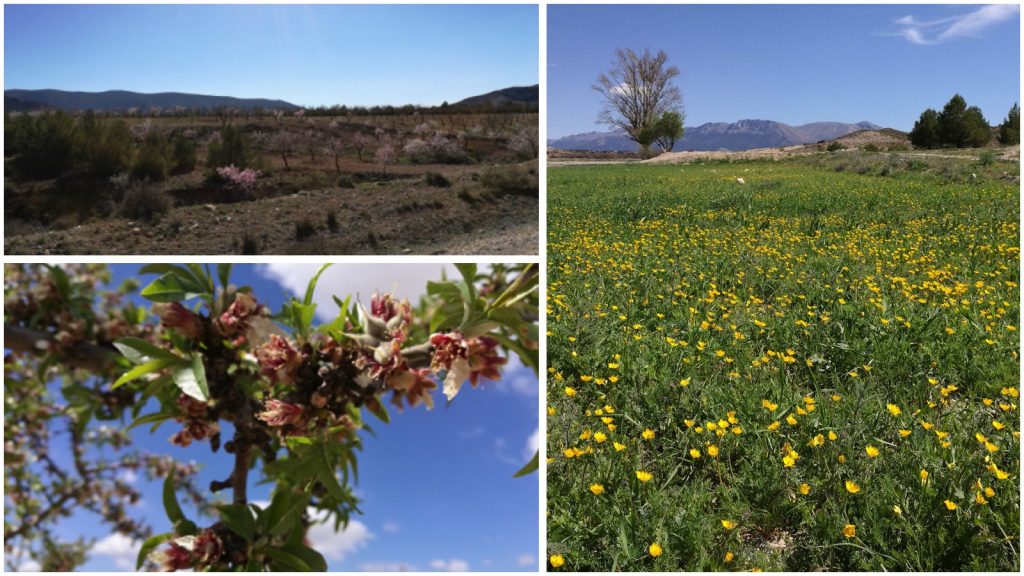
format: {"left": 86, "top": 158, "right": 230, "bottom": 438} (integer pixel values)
{"left": 4, "top": 89, "right": 300, "bottom": 112}
{"left": 550, "top": 119, "right": 882, "bottom": 152}
{"left": 454, "top": 85, "right": 538, "bottom": 107}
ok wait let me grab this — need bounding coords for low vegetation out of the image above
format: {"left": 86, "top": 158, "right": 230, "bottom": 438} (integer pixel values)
{"left": 546, "top": 154, "right": 1019, "bottom": 571}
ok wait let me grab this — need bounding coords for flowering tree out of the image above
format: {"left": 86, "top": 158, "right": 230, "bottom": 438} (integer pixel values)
{"left": 266, "top": 132, "right": 298, "bottom": 171}
{"left": 216, "top": 166, "right": 262, "bottom": 195}
{"left": 4, "top": 263, "right": 538, "bottom": 571}
{"left": 374, "top": 140, "right": 398, "bottom": 175}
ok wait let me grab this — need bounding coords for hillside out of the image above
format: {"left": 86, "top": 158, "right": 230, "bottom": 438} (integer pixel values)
{"left": 454, "top": 85, "right": 538, "bottom": 107}
{"left": 549, "top": 119, "right": 882, "bottom": 152}
{"left": 4, "top": 89, "right": 300, "bottom": 112}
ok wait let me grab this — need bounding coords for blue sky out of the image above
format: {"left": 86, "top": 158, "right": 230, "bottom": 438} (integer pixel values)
{"left": 549, "top": 4, "right": 1020, "bottom": 137}
{"left": 31, "top": 264, "right": 539, "bottom": 572}
{"left": 4, "top": 4, "right": 538, "bottom": 107}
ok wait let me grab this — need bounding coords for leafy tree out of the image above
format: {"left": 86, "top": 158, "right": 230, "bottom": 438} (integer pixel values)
{"left": 593, "top": 48, "right": 683, "bottom": 158}
{"left": 652, "top": 110, "right": 685, "bottom": 153}
{"left": 998, "top": 103, "right": 1019, "bottom": 145}
{"left": 909, "top": 108, "right": 940, "bottom": 149}
{"left": 937, "top": 94, "right": 969, "bottom": 147}
{"left": 4, "top": 263, "right": 538, "bottom": 571}
{"left": 962, "top": 105, "right": 992, "bottom": 148}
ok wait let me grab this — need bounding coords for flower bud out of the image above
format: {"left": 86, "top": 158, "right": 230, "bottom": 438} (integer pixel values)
{"left": 153, "top": 302, "right": 204, "bottom": 340}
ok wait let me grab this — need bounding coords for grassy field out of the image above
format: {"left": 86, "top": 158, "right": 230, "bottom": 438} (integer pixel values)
{"left": 546, "top": 153, "right": 1020, "bottom": 571}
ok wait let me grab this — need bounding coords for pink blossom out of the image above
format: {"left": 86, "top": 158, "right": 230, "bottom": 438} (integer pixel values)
{"left": 257, "top": 399, "right": 305, "bottom": 427}
{"left": 217, "top": 292, "right": 259, "bottom": 336}
{"left": 216, "top": 165, "right": 262, "bottom": 194}
{"left": 255, "top": 334, "right": 303, "bottom": 383}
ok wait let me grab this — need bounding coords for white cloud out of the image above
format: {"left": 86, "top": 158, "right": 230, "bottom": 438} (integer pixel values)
{"left": 517, "top": 554, "right": 535, "bottom": 567}
{"left": 382, "top": 521, "right": 401, "bottom": 534}
{"left": 255, "top": 263, "right": 457, "bottom": 322}
{"left": 92, "top": 533, "right": 142, "bottom": 570}
{"left": 429, "top": 558, "right": 470, "bottom": 571}
{"left": 360, "top": 561, "right": 417, "bottom": 571}
{"left": 893, "top": 4, "right": 1018, "bottom": 45}
{"left": 525, "top": 428, "right": 540, "bottom": 461}
{"left": 117, "top": 469, "right": 138, "bottom": 484}
{"left": 15, "top": 559, "right": 41, "bottom": 572}
{"left": 490, "top": 354, "right": 538, "bottom": 397}
{"left": 306, "top": 509, "right": 374, "bottom": 561}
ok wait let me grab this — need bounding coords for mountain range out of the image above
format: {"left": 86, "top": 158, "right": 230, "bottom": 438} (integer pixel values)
{"left": 4, "top": 85, "right": 539, "bottom": 113}
{"left": 454, "top": 84, "right": 538, "bottom": 107}
{"left": 549, "top": 119, "right": 883, "bottom": 152}
{"left": 4, "top": 89, "right": 301, "bottom": 113}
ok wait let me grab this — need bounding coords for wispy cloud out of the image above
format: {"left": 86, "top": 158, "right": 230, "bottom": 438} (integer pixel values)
{"left": 892, "top": 4, "right": 1018, "bottom": 45}
{"left": 360, "top": 561, "right": 417, "bottom": 571}
{"left": 430, "top": 558, "right": 471, "bottom": 571}
{"left": 517, "top": 554, "right": 536, "bottom": 567}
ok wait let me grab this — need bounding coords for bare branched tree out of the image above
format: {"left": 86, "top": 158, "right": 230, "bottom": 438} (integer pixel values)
{"left": 593, "top": 48, "right": 683, "bottom": 158}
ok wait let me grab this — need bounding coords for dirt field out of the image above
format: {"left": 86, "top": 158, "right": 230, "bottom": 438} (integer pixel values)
{"left": 5, "top": 111, "right": 538, "bottom": 255}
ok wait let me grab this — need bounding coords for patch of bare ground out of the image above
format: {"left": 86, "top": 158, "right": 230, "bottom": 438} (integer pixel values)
{"left": 5, "top": 173, "right": 537, "bottom": 255}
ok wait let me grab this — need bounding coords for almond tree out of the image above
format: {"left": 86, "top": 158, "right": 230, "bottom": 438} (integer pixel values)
{"left": 323, "top": 136, "right": 347, "bottom": 174}
{"left": 4, "top": 263, "right": 538, "bottom": 571}
{"left": 267, "top": 131, "right": 297, "bottom": 171}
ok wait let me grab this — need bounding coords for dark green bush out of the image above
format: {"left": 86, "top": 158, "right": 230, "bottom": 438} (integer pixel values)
{"left": 78, "top": 113, "right": 134, "bottom": 177}
{"left": 9, "top": 111, "right": 77, "bottom": 179}
{"left": 132, "top": 131, "right": 170, "bottom": 182}
{"left": 207, "top": 125, "right": 253, "bottom": 169}
{"left": 170, "top": 136, "right": 197, "bottom": 175}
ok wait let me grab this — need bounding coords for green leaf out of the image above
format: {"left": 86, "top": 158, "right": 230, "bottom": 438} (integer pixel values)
{"left": 265, "top": 490, "right": 310, "bottom": 537}
{"left": 454, "top": 264, "right": 479, "bottom": 328}
{"left": 304, "top": 264, "right": 332, "bottom": 306}
{"left": 513, "top": 451, "right": 539, "bottom": 477}
{"left": 185, "top": 263, "right": 214, "bottom": 294}
{"left": 113, "top": 337, "right": 178, "bottom": 365}
{"left": 217, "top": 264, "right": 232, "bottom": 289}
{"left": 127, "top": 411, "right": 174, "bottom": 431}
{"left": 285, "top": 436, "right": 314, "bottom": 449}
{"left": 282, "top": 543, "right": 327, "bottom": 572}
{"left": 45, "top": 264, "right": 72, "bottom": 301}
{"left": 163, "top": 472, "right": 186, "bottom": 525}
{"left": 489, "top": 264, "right": 538, "bottom": 309}
{"left": 136, "top": 532, "right": 174, "bottom": 570}
{"left": 171, "top": 357, "right": 209, "bottom": 401}
{"left": 140, "top": 272, "right": 208, "bottom": 303}
{"left": 218, "top": 503, "right": 256, "bottom": 543}
{"left": 113, "top": 357, "right": 179, "bottom": 389}
{"left": 314, "top": 443, "right": 345, "bottom": 500}
{"left": 191, "top": 354, "right": 209, "bottom": 400}
{"left": 264, "top": 547, "right": 314, "bottom": 571}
